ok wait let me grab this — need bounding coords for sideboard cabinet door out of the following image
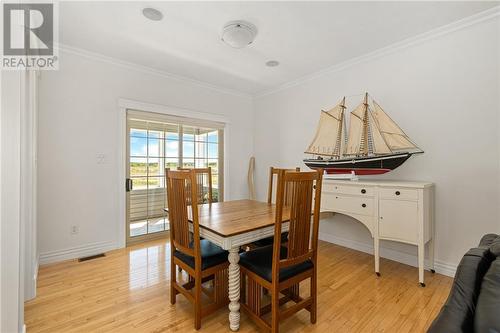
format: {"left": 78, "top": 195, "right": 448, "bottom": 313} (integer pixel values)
{"left": 379, "top": 199, "right": 418, "bottom": 243}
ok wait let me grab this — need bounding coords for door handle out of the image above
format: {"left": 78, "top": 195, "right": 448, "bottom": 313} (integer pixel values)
{"left": 126, "top": 178, "right": 133, "bottom": 192}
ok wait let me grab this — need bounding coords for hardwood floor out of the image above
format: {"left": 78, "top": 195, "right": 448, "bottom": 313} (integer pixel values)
{"left": 25, "top": 239, "right": 452, "bottom": 333}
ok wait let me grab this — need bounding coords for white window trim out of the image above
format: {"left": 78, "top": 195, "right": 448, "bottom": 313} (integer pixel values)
{"left": 117, "top": 98, "right": 231, "bottom": 249}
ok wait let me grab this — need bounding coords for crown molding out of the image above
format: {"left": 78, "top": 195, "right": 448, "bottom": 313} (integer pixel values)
{"left": 55, "top": 43, "right": 253, "bottom": 100}
{"left": 255, "top": 5, "right": 500, "bottom": 98}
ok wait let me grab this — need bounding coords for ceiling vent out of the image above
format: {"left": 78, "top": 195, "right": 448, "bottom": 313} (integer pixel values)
{"left": 221, "top": 21, "right": 257, "bottom": 49}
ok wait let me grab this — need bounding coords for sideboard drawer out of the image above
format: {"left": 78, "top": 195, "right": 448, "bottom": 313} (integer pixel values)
{"left": 322, "top": 193, "right": 374, "bottom": 216}
{"left": 379, "top": 187, "right": 418, "bottom": 201}
{"left": 323, "top": 183, "right": 374, "bottom": 197}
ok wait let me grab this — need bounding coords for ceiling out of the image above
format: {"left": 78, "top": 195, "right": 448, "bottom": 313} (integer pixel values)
{"left": 59, "top": 1, "right": 497, "bottom": 95}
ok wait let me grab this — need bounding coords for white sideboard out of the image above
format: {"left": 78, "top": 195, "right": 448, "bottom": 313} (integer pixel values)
{"left": 320, "top": 179, "right": 435, "bottom": 286}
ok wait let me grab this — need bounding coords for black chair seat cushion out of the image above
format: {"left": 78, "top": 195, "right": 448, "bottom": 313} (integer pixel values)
{"left": 174, "top": 239, "right": 228, "bottom": 270}
{"left": 252, "top": 232, "right": 289, "bottom": 247}
{"left": 474, "top": 258, "right": 500, "bottom": 333}
{"left": 239, "top": 245, "right": 313, "bottom": 282}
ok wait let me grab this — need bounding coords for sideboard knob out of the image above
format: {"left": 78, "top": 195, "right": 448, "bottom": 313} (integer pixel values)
{"left": 361, "top": 189, "right": 366, "bottom": 194}
{"left": 395, "top": 191, "right": 401, "bottom": 196}
{"left": 362, "top": 203, "right": 366, "bottom": 208}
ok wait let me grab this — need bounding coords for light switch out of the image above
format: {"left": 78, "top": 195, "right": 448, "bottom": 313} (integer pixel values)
{"left": 96, "top": 153, "right": 106, "bottom": 164}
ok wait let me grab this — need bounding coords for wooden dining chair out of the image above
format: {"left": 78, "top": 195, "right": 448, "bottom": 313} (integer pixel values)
{"left": 239, "top": 169, "right": 323, "bottom": 333}
{"left": 177, "top": 167, "right": 213, "bottom": 204}
{"left": 251, "top": 166, "right": 300, "bottom": 248}
{"left": 268, "top": 166, "right": 300, "bottom": 204}
{"left": 175, "top": 167, "right": 213, "bottom": 273}
{"left": 166, "top": 169, "right": 229, "bottom": 330}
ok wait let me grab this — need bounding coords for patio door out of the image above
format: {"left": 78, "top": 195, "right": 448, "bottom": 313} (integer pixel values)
{"left": 125, "top": 110, "right": 224, "bottom": 245}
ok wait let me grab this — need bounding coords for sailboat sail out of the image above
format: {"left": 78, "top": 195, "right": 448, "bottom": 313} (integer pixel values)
{"left": 371, "top": 101, "right": 417, "bottom": 151}
{"left": 368, "top": 110, "right": 392, "bottom": 154}
{"left": 305, "top": 102, "right": 345, "bottom": 156}
{"left": 345, "top": 104, "right": 366, "bottom": 155}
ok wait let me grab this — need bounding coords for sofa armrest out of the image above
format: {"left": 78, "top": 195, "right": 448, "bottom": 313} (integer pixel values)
{"left": 427, "top": 247, "right": 493, "bottom": 333}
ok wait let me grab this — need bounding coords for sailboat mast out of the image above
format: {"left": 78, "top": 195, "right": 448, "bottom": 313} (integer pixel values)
{"left": 360, "top": 92, "right": 369, "bottom": 156}
{"left": 334, "top": 97, "right": 346, "bottom": 158}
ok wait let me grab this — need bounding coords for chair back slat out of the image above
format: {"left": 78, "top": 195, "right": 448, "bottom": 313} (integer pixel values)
{"left": 272, "top": 170, "right": 323, "bottom": 277}
{"left": 267, "top": 166, "right": 300, "bottom": 204}
{"left": 166, "top": 169, "right": 201, "bottom": 259}
{"left": 178, "top": 167, "right": 213, "bottom": 204}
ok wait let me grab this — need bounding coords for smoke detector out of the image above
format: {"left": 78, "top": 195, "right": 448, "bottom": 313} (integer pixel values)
{"left": 221, "top": 21, "right": 257, "bottom": 49}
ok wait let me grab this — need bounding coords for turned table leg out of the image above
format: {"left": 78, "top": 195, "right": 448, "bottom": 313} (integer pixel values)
{"left": 228, "top": 247, "right": 240, "bottom": 331}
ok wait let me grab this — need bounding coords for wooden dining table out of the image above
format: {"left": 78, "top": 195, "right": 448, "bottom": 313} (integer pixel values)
{"left": 192, "top": 199, "right": 290, "bottom": 331}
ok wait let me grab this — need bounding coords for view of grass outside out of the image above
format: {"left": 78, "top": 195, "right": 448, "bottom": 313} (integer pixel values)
{"left": 129, "top": 124, "right": 221, "bottom": 201}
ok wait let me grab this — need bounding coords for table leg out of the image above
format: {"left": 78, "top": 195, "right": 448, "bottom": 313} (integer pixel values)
{"left": 228, "top": 247, "right": 240, "bottom": 331}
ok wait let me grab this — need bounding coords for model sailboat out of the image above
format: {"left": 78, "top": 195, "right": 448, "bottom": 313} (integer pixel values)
{"left": 303, "top": 93, "right": 423, "bottom": 175}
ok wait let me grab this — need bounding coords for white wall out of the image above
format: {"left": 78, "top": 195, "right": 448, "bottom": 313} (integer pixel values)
{"left": 38, "top": 49, "right": 254, "bottom": 263}
{"left": 254, "top": 18, "right": 500, "bottom": 274}
{"left": 1, "top": 71, "right": 24, "bottom": 333}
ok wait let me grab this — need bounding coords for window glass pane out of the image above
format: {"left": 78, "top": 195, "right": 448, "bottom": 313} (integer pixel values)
{"left": 130, "top": 128, "right": 147, "bottom": 138}
{"left": 207, "top": 131, "right": 218, "bottom": 143}
{"left": 195, "top": 131, "right": 207, "bottom": 142}
{"left": 195, "top": 141, "right": 207, "bottom": 159}
{"left": 130, "top": 176, "right": 148, "bottom": 189}
{"left": 147, "top": 158, "right": 161, "bottom": 177}
{"left": 183, "top": 141, "right": 194, "bottom": 158}
{"left": 148, "top": 217, "right": 166, "bottom": 234}
{"left": 165, "top": 158, "right": 178, "bottom": 170}
{"left": 208, "top": 143, "right": 218, "bottom": 159}
{"left": 130, "top": 158, "right": 147, "bottom": 177}
{"left": 130, "top": 136, "right": 147, "bottom": 157}
{"left": 212, "top": 173, "right": 219, "bottom": 188}
{"left": 130, "top": 221, "right": 147, "bottom": 237}
{"left": 212, "top": 173, "right": 219, "bottom": 202}
{"left": 165, "top": 140, "right": 179, "bottom": 157}
{"left": 166, "top": 132, "right": 179, "bottom": 140}
{"left": 148, "top": 130, "right": 161, "bottom": 139}
{"left": 195, "top": 159, "right": 207, "bottom": 168}
{"left": 183, "top": 126, "right": 195, "bottom": 141}
{"left": 148, "top": 137, "right": 161, "bottom": 157}
{"left": 147, "top": 188, "right": 167, "bottom": 217}
{"left": 147, "top": 176, "right": 163, "bottom": 189}
{"left": 208, "top": 159, "right": 218, "bottom": 173}
{"left": 183, "top": 159, "right": 195, "bottom": 168}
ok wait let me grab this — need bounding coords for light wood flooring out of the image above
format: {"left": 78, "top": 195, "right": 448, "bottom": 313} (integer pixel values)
{"left": 25, "top": 239, "right": 452, "bottom": 333}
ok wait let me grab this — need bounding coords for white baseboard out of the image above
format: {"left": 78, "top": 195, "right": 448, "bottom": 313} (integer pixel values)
{"left": 319, "top": 232, "right": 457, "bottom": 277}
{"left": 39, "top": 240, "right": 117, "bottom": 265}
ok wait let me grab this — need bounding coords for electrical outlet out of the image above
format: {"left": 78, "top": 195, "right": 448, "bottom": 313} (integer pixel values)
{"left": 70, "top": 225, "right": 79, "bottom": 235}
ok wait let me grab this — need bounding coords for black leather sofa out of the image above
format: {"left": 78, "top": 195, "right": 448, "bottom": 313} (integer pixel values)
{"left": 428, "top": 234, "right": 500, "bottom": 333}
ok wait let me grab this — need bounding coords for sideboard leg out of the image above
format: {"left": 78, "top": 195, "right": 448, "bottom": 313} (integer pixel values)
{"left": 418, "top": 243, "right": 425, "bottom": 286}
{"left": 429, "top": 238, "right": 435, "bottom": 273}
{"left": 374, "top": 236, "right": 380, "bottom": 276}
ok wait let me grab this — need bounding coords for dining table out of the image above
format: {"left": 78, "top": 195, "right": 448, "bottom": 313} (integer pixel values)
{"left": 191, "top": 199, "right": 290, "bottom": 331}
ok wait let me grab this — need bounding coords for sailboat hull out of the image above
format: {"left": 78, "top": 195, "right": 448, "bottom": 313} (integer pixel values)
{"left": 303, "top": 153, "right": 413, "bottom": 175}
